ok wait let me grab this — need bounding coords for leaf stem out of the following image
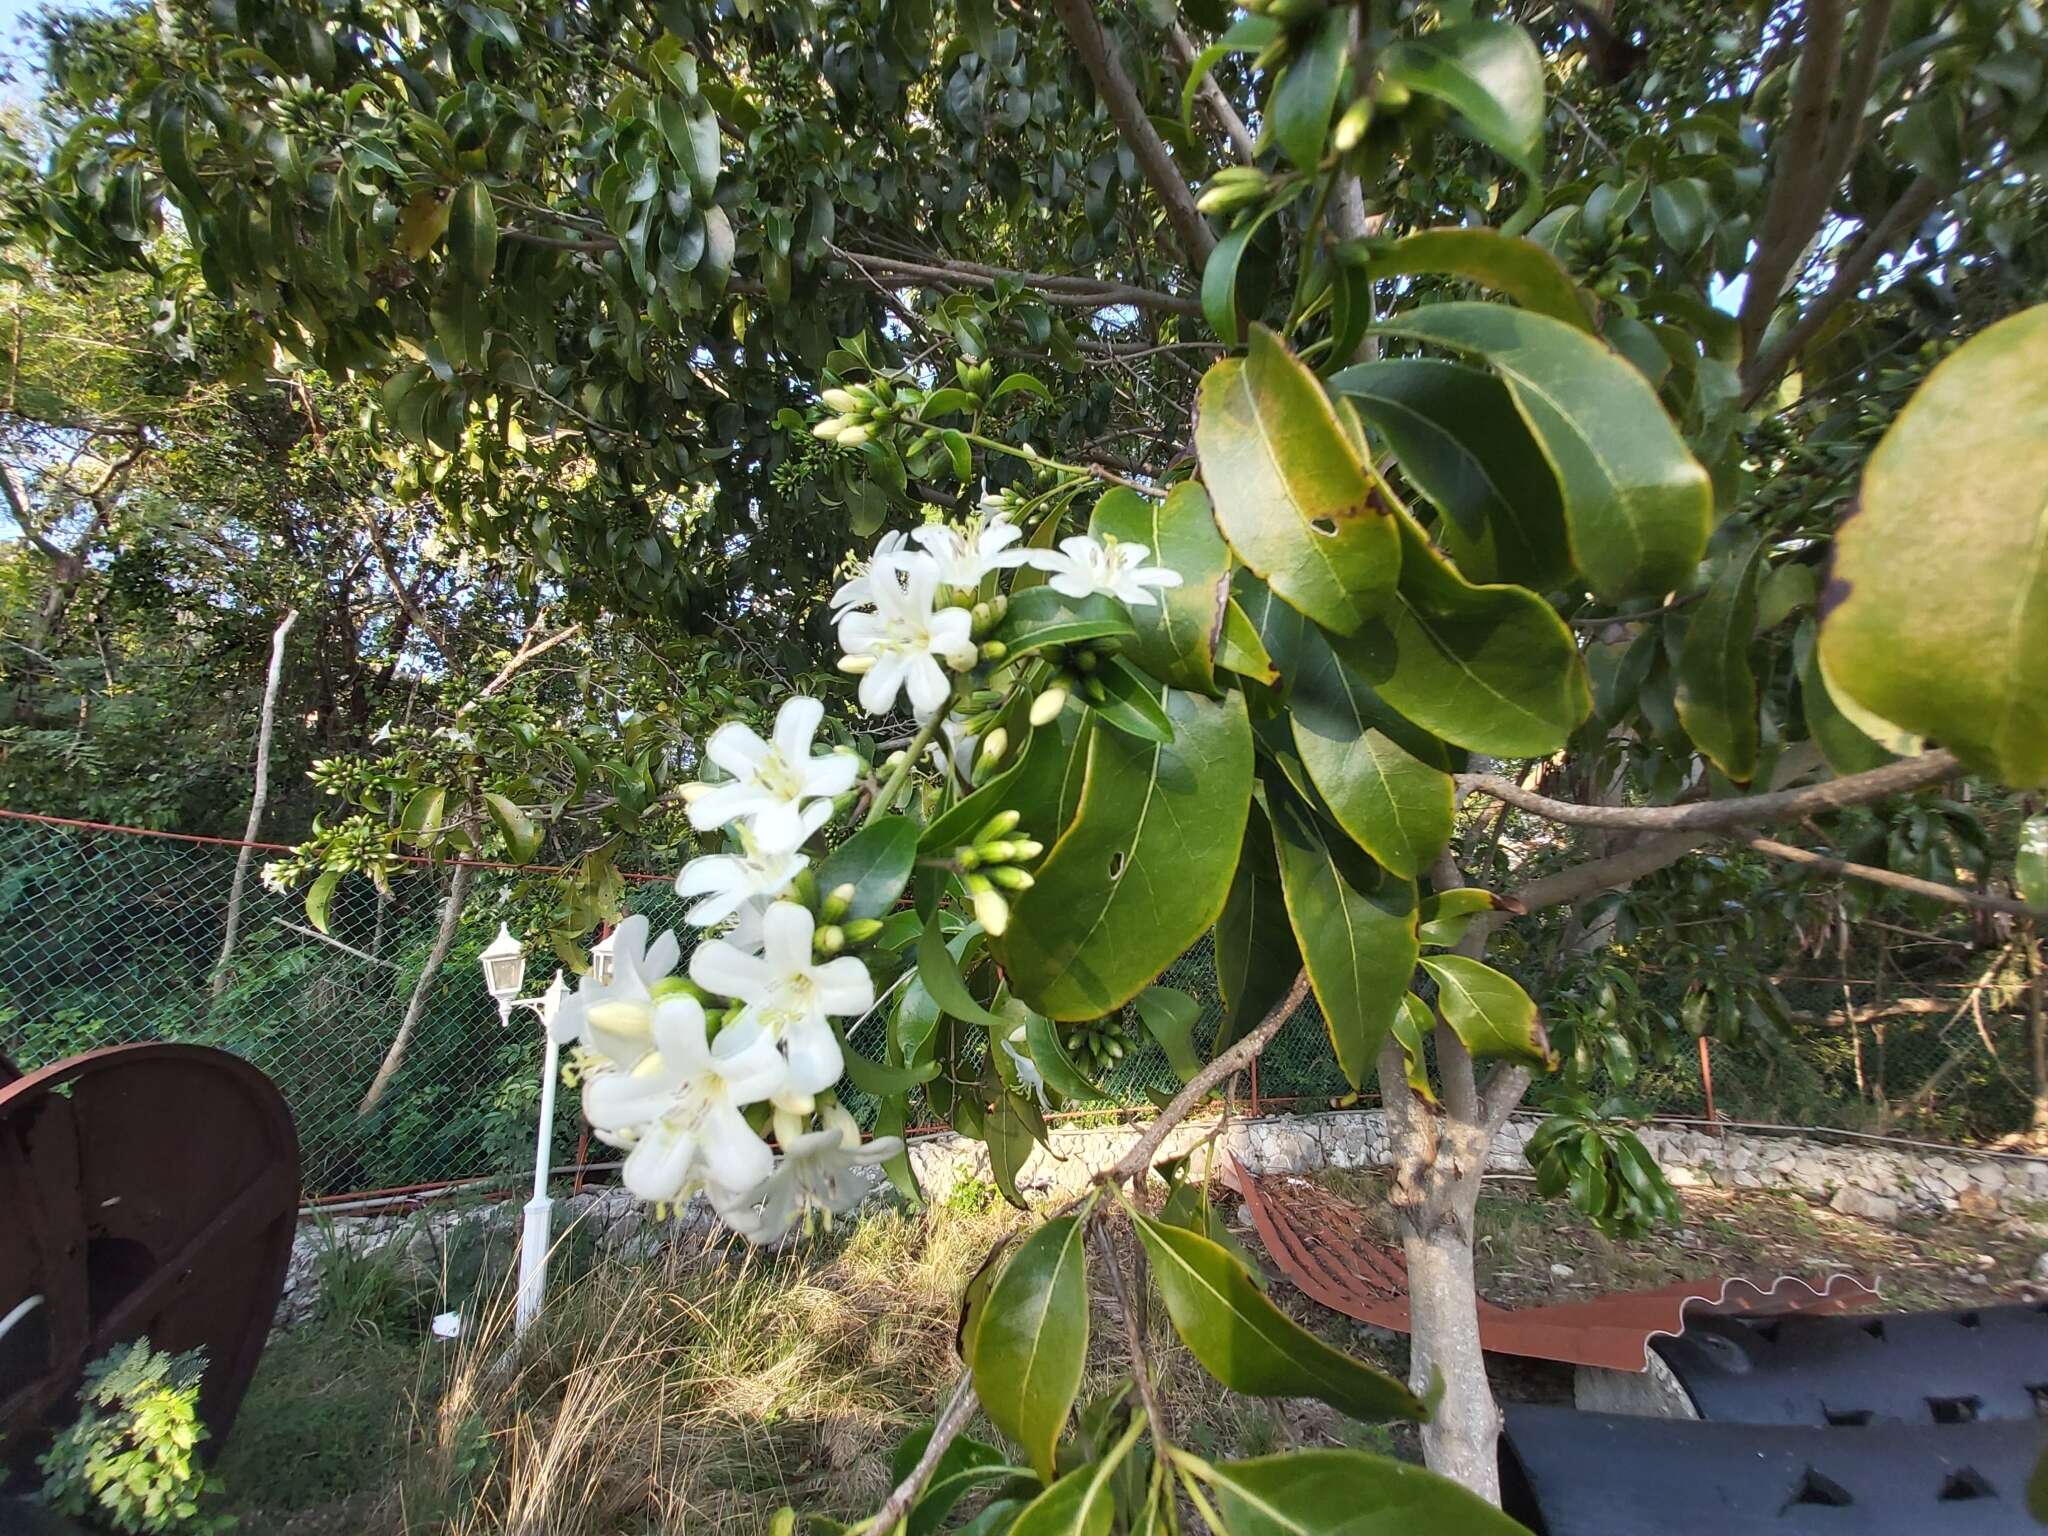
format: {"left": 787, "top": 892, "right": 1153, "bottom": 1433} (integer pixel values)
{"left": 863, "top": 683, "right": 963, "bottom": 826}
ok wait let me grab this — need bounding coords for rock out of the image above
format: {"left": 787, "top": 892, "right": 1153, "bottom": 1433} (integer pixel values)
{"left": 1830, "top": 1186, "right": 1902, "bottom": 1226}
{"left": 1957, "top": 1186, "right": 2000, "bottom": 1217}
{"left": 1550, "top": 1263, "right": 1575, "bottom": 1280}
{"left": 404, "top": 1224, "right": 439, "bottom": 1266}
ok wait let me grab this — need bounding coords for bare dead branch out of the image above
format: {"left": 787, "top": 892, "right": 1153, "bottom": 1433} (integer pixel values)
{"left": 1743, "top": 835, "right": 2042, "bottom": 918}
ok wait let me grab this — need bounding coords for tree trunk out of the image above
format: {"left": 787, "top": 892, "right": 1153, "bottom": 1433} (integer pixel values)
{"left": 358, "top": 861, "right": 474, "bottom": 1114}
{"left": 1403, "top": 1192, "right": 1499, "bottom": 1498}
{"left": 211, "top": 608, "right": 298, "bottom": 999}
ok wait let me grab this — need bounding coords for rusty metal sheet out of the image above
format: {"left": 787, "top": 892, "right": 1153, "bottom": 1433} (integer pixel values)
{"left": 1232, "top": 1159, "right": 1876, "bottom": 1371}
{"left": 1, "top": 1044, "right": 298, "bottom": 1479}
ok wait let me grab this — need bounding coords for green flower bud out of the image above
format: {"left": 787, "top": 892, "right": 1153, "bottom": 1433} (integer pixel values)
{"left": 838, "top": 423, "right": 872, "bottom": 448}
{"left": 1333, "top": 97, "right": 1373, "bottom": 152}
{"left": 979, "top": 640, "right": 1008, "bottom": 662}
{"left": 821, "top": 882, "right": 857, "bottom": 922}
{"left": 978, "top": 727, "right": 1009, "bottom": 769}
{"left": 1030, "top": 687, "right": 1068, "bottom": 726}
{"left": 1012, "top": 838, "right": 1045, "bottom": 861}
{"left": 815, "top": 924, "right": 846, "bottom": 955}
{"left": 649, "top": 976, "right": 711, "bottom": 1004}
{"left": 1081, "top": 674, "right": 1108, "bottom": 703}
{"left": 976, "top": 809, "right": 1022, "bottom": 842}
{"left": 843, "top": 917, "right": 884, "bottom": 943}
{"left": 988, "top": 865, "right": 1034, "bottom": 891}
{"left": 812, "top": 415, "right": 849, "bottom": 440}
{"left": 972, "top": 884, "right": 1010, "bottom": 937}
{"left": 821, "top": 387, "right": 863, "bottom": 414}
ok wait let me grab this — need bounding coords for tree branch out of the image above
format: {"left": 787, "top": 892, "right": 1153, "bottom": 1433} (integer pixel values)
{"left": 1742, "top": 835, "right": 2043, "bottom": 918}
{"left": 829, "top": 244, "right": 1202, "bottom": 318}
{"left": 858, "top": 1372, "right": 978, "bottom": 1536}
{"left": 1051, "top": 0, "right": 1216, "bottom": 273}
{"left": 1168, "top": 21, "right": 1257, "bottom": 162}
{"left": 1456, "top": 748, "right": 1958, "bottom": 833}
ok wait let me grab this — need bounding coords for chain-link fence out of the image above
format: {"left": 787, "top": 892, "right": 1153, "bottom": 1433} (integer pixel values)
{"left": 2, "top": 812, "right": 2037, "bottom": 1201}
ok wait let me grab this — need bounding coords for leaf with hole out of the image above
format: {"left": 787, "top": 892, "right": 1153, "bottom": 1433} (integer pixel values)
{"left": 1818, "top": 303, "right": 2048, "bottom": 787}
{"left": 971, "top": 1215, "right": 1090, "bottom": 1479}
{"left": 1133, "top": 1214, "right": 1424, "bottom": 1420}
{"left": 1195, "top": 325, "right": 1400, "bottom": 635}
{"left": 996, "top": 687, "right": 1252, "bottom": 1020}
{"left": 1377, "top": 303, "right": 1711, "bottom": 604}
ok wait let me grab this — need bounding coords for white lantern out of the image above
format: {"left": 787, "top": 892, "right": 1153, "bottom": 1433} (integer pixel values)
{"left": 480, "top": 923, "right": 527, "bottom": 1004}
{"left": 589, "top": 928, "right": 619, "bottom": 988}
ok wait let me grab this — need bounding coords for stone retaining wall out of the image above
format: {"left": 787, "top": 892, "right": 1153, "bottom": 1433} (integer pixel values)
{"left": 279, "top": 1110, "right": 2048, "bottom": 1324}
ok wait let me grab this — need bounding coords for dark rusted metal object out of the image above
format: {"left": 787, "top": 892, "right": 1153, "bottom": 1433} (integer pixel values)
{"left": 1233, "top": 1160, "right": 1876, "bottom": 1371}
{"left": 0, "top": 1044, "right": 298, "bottom": 1482}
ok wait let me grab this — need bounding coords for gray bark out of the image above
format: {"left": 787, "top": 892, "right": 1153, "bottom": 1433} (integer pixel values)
{"left": 211, "top": 608, "right": 299, "bottom": 999}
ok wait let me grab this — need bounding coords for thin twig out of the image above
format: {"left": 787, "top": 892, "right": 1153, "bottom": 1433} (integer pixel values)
{"left": 1743, "top": 836, "right": 2041, "bottom": 918}
{"left": 859, "top": 1372, "right": 977, "bottom": 1535}
{"left": 1094, "top": 1220, "right": 1169, "bottom": 1440}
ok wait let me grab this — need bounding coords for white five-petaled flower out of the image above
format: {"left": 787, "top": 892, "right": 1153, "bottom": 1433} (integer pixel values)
{"left": 716, "top": 1103, "right": 906, "bottom": 1244}
{"left": 687, "top": 695, "right": 859, "bottom": 855}
{"left": 674, "top": 841, "right": 808, "bottom": 928}
{"left": 829, "top": 530, "right": 910, "bottom": 614}
{"left": 689, "top": 900, "right": 873, "bottom": 1098}
{"left": 910, "top": 510, "right": 1035, "bottom": 590}
{"left": 835, "top": 553, "right": 976, "bottom": 717}
{"left": 546, "top": 913, "right": 680, "bottom": 1068}
{"left": 581, "top": 993, "right": 787, "bottom": 1203}
{"left": 1035, "top": 534, "right": 1184, "bottom": 608}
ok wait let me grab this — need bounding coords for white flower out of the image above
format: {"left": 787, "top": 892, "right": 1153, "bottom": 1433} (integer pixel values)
{"left": 835, "top": 553, "right": 976, "bottom": 717}
{"left": 910, "top": 509, "right": 1035, "bottom": 590}
{"left": 689, "top": 900, "right": 873, "bottom": 1097}
{"left": 581, "top": 993, "right": 787, "bottom": 1203}
{"left": 829, "top": 530, "right": 910, "bottom": 613}
{"left": 674, "top": 842, "right": 807, "bottom": 927}
{"left": 687, "top": 695, "right": 859, "bottom": 854}
{"left": 1000, "top": 1025, "right": 1051, "bottom": 1111}
{"left": 1035, "top": 533, "right": 1184, "bottom": 608}
{"left": 721, "top": 895, "right": 774, "bottom": 956}
{"left": 716, "top": 1103, "right": 906, "bottom": 1244}
{"left": 546, "top": 913, "right": 681, "bottom": 1066}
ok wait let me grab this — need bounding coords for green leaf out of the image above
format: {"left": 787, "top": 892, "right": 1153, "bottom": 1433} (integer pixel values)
{"left": 1416, "top": 887, "right": 1516, "bottom": 948}
{"left": 1650, "top": 178, "right": 1712, "bottom": 255}
{"left": 1195, "top": 325, "right": 1401, "bottom": 636}
{"left": 1024, "top": 1009, "right": 1103, "bottom": 1100}
{"left": 1005, "top": 1414, "right": 1145, "bottom": 1536}
{"left": 1381, "top": 21, "right": 1546, "bottom": 178}
{"left": 833, "top": 1022, "right": 941, "bottom": 1094}
{"left": 1349, "top": 228, "right": 1590, "bottom": 330}
{"left": 1135, "top": 985, "right": 1204, "bottom": 1082}
{"left": 1329, "top": 358, "right": 1570, "bottom": 592}
{"left": 919, "top": 707, "right": 1080, "bottom": 855}
{"left": 1418, "top": 955, "right": 1552, "bottom": 1067}
{"left": 1268, "top": 791, "right": 1418, "bottom": 1090}
{"left": 1345, "top": 508, "right": 1590, "bottom": 757}
{"left": 1676, "top": 539, "right": 1765, "bottom": 783}
{"left": 482, "top": 790, "right": 542, "bottom": 862}
{"left": 985, "top": 1089, "right": 1043, "bottom": 1209}
{"left": 1818, "top": 303, "right": 2048, "bottom": 787}
{"left": 990, "top": 370, "right": 1053, "bottom": 403}
{"left": 1376, "top": 303, "right": 1712, "bottom": 605}
{"left": 896, "top": 1429, "right": 1021, "bottom": 1536}
{"left": 1202, "top": 217, "right": 1259, "bottom": 349}
{"left": 1214, "top": 804, "right": 1302, "bottom": 1051}
{"left": 1286, "top": 620, "right": 1454, "bottom": 880}
{"left": 1180, "top": 15, "right": 1280, "bottom": 132}
{"left": 918, "top": 918, "right": 1010, "bottom": 1029}
{"left": 1090, "top": 483, "right": 1230, "bottom": 695}
{"left": 398, "top": 784, "right": 446, "bottom": 845}
{"left": 448, "top": 179, "right": 497, "bottom": 286}
{"left": 971, "top": 1215, "right": 1090, "bottom": 1479}
{"left": 2018, "top": 814, "right": 2047, "bottom": 911}
{"left": 1190, "top": 1449, "right": 1530, "bottom": 1534}
{"left": 684, "top": 105, "right": 721, "bottom": 198}
{"left": 1390, "top": 993, "right": 1435, "bottom": 1102}
{"left": 993, "top": 585, "right": 1139, "bottom": 659}
{"left": 997, "top": 687, "right": 1253, "bottom": 1020}
{"left": 305, "top": 869, "right": 340, "bottom": 935}
{"left": 1217, "top": 599, "right": 1281, "bottom": 685}
{"left": 700, "top": 204, "right": 735, "bottom": 292}
{"left": 1270, "top": 9, "right": 1347, "bottom": 173}
{"left": 817, "top": 819, "right": 918, "bottom": 920}
{"left": 1133, "top": 1213, "right": 1424, "bottom": 1420}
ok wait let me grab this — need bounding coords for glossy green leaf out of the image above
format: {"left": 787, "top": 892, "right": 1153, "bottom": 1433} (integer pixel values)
{"left": 1345, "top": 508, "right": 1590, "bottom": 757}
{"left": 832, "top": 1021, "right": 941, "bottom": 1094}
{"left": 1201, "top": 216, "right": 1260, "bottom": 349}
{"left": 1217, "top": 599, "right": 1281, "bottom": 685}
{"left": 1419, "top": 955, "right": 1552, "bottom": 1067}
{"left": 1090, "top": 483, "right": 1230, "bottom": 695}
{"left": 1675, "top": 539, "right": 1764, "bottom": 783}
{"left": 986, "top": 1088, "right": 1045, "bottom": 1209}
{"left": 1328, "top": 358, "right": 1571, "bottom": 591}
{"left": 1818, "top": 303, "right": 2048, "bottom": 786}
{"left": 1214, "top": 803, "right": 1302, "bottom": 1051}
{"left": 398, "top": 784, "right": 446, "bottom": 844}
{"left": 972, "top": 1215, "right": 1090, "bottom": 1479}
{"left": 1195, "top": 325, "right": 1401, "bottom": 636}
{"left": 918, "top": 918, "right": 1010, "bottom": 1029}
{"left": 1135, "top": 985, "right": 1203, "bottom": 1083}
{"left": 993, "top": 585, "right": 1139, "bottom": 659}
{"left": 817, "top": 818, "right": 918, "bottom": 920}
{"left": 1390, "top": 993, "right": 1435, "bottom": 1102}
{"left": 997, "top": 687, "right": 1253, "bottom": 1020}
{"left": 684, "top": 105, "right": 720, "bottom": 198}
{"left": 894, "top": 1430, "right": 1022, "bottom": 1536}
{"left": 1006, "top": 1414, "right": 1144, "bottom": 1536}
{"left": 1271, "top": 9, "right": 1347, "bottom": 173}
{"left": 1287, "top": 619, "right": 1454, "bottom": 879}
{"left": 1191, "top": 1449, "right": 1528, "bottom": 1534}
{"left": 1180, "top": 14, "right": 1280, "bottom": 131}
{"left": 1416, "top": 887, "right": 1516, "bottom": 948}
{"left": 1377, "top": 303, "right": 1712, "bottom": 604}
{"left": 1088, "top": 656, "right": 1176, "bottom": 743}
{"left": 482, "top": 790, "right": 542, "bottom": 862}
{"left": 1268, "top": 791, "right": 1418, "bottom": 1090}
{"left": 1381, "top": 21, "right": 1546, "bottom": 178}
{"left": 919, "top": 706, "right": 1078, "bottom": 855}
{"left": 449, "top": 178, "right": 497, "bottom": 286}
{"left": 1799, "top": 624, "right": 1892, "bottom": 775}
{"left": 1133, "top": 1214, "right": 1424, "bottom": 1420}
{"left": 1350, "top": 228, "right": 1589, "bottom": 329}
{"left": 1024, "top": 1008, "right": 1103, "bottom": 1101}
{"left": 1651, "top": 178, "right": 1712, "bottom": 255}
{"left": 305, "top": 869, "right": 340, "bottom": 935}
{"left": 2018, "top": 815, "right": 2047, "bottom": 911}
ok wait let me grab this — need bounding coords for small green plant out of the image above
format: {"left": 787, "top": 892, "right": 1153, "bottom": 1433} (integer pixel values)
{"left": 1525, "top": 1092, "right": 1683, "bottom": 1241}
{"left": 38, "top": 1339, "right": 233, "bottom": 1534}
{"left": 942, "top": 1176, "right": 999, "bottom": 1215}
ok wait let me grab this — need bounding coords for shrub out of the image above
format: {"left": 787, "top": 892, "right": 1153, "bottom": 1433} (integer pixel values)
{"left": 37, "top": 1339, "right": 232, "bottom": 1534}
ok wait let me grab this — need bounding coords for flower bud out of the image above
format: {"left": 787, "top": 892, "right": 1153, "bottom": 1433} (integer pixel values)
{"left": 843, "top": 917, "right": 884, "bottom": 943}
{"left": 1011, "top": 838, "right": 1044, "bottom": 861}
{"left": 885, "top": 750, "right": 909, "bottom": 771}
{"left": 822, "top": 882, "right": 857, "bottom": 921}
{"left": 821, "top": 388, "right": 863, "bottom": 414}
{"left": 816, "top": 924, "right": 846, "bottom": 954}
{"left": 979, "top": 640, "right": 1007, "bottom": 662}
{"left": 773, "top": 1107, "right": 810, "bottom": 1147}
{"left": 988, "top": 593, "right": 1008, "bottom": 623}
{"left": 972, "top": 883, "right": 1010, "bottom": 936}
{"left": 975, "top": 809, "right": 1022, "bottom": 842}
{"left": 821, "top": 1100, "right": 863, "bottom": 1144}
{"left": 587, "top": 1000, "right": 654, "bottom": 1038}
{"left": 1030, "top": 687, "right": 1068, "bottom": 726}
{"left": 1073, "top": 648, "right": 1099, "bottom": 672}
{"left": 837, "top": 423, "right": 871, "bottom": 448}
{"left": 978, "top": 727, "right": 1009, "bottom": 769}
{"left": 1081, "top": 674, "right": 1108, "bottom": 703}
{"left": 838, "top": 653, "right": 876, "bottom": 674}
{"left": 977, "top": 839, "right": 1017, "bottom": 863}
{"left": 988, "top": 865, "right": 1034, "bottom": 891}
{"left": 812, "top": 415, "right": 848, "bottom": 440}
{"left": 1334, "top": 97, "right": 1373, "bottom": 152}
{"left": 650, "top": 976, "right": 711, "bottom": 1004}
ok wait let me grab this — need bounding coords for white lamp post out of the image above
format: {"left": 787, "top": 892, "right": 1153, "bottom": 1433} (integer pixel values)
{"left": 479, "top": 923, "right": 569, "bottom": 1339}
